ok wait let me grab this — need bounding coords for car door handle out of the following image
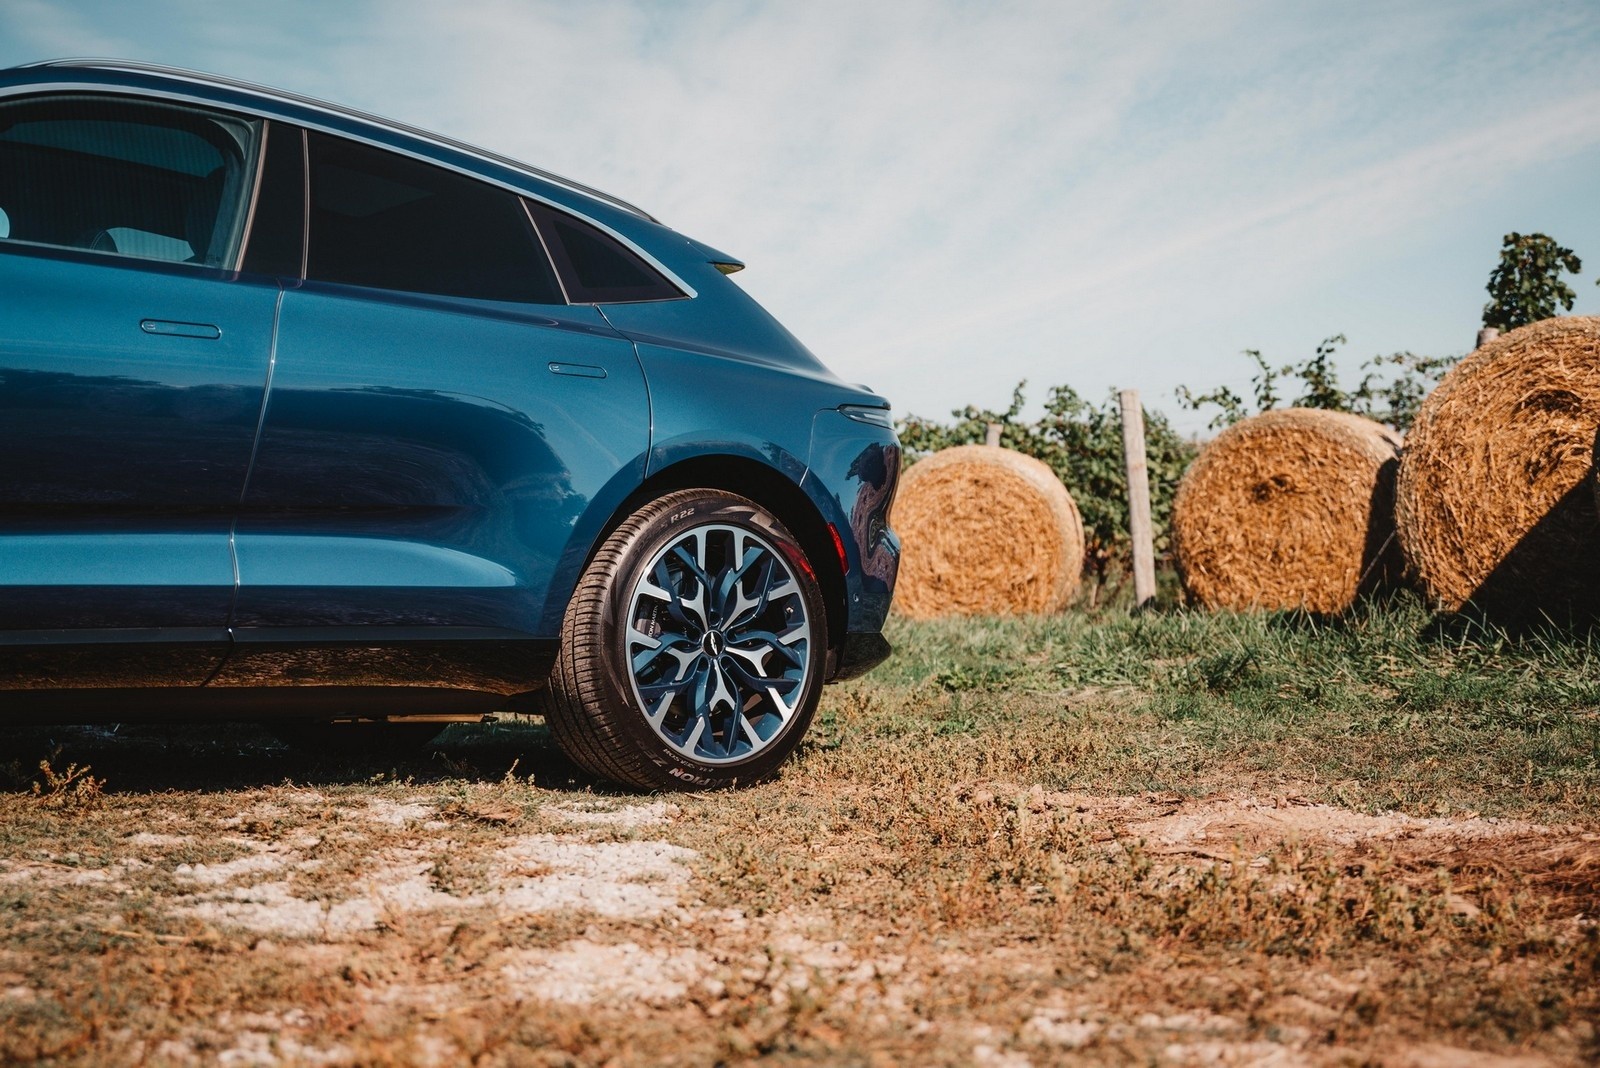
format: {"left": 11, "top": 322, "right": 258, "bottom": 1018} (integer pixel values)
{"left": 140, "top": 319, "right": 222, "bottom": 339}
{"left": 547, "top": 362, "right": 606, "bottom": 379}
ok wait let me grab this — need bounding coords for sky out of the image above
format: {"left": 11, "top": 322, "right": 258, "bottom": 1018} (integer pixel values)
{"left": 5, "top": 0, "right": 1600, "bottom": 433}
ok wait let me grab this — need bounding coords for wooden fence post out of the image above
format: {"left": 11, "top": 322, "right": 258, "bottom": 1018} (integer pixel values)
{"left": 1118, "top": 389, "right": 1157, "bottom": 608}
{"left": 984, "top": 422, "right": 1002, "bottom": 447}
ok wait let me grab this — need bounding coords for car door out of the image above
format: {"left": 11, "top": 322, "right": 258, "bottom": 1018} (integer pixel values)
{"left": 222, "top": 128, "right": 649, "bottom": 679}
{"left": 0, "top": 93, "right": 276, "bottom": 685}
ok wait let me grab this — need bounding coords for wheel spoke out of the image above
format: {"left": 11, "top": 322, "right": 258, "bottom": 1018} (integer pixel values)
{"left": 631, "top": 637, "right": 700, "bottom": 679}
{"left": 725, "top": 624, "right": 809, "bottom": 670}
{"left": 706, "top": 659, "right": 739, "bottom": 717}
{"left": 637, "top": 669, "right": 699, "bottom": 705}
{"left": 765, "top": 683, "right": 800, "bottom": 721}
{"left": 646, "top": 556, "right": 709, "bottom": 635}
{"left": 727, "top": 629, "right": 805, "bottom": 670}
{"left": 668, "top": 545, "right": 715, "bottom": 625}
{"left": 644, "top": 693, "right": 673, "bottom": 725}
{"left": 722, "top": 640, "right": 773, "bottom": 676}
{"left": 635, "top": 576, "right": 672, "bottom": 606}
{"left": 735, "top": 713, "right": 761, "bottom": 754}
{"left": 722, "top": 656, "right": 799, "bottom": 699}
{"left": 682, "top": 715, "right": 707, "bottom": 754}
{"left": 716, "top": 541, "right": 769, "bottom": 628}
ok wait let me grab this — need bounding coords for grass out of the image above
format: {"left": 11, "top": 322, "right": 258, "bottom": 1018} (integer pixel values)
{"left": 871, "top": 595, "right": 1600, "bottom": 819}
{"left": 1, "top": 593, "right": 1597, "bottom": 1064}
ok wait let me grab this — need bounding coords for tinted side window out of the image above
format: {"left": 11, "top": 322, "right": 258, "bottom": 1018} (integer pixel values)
{"left": 526, "top": 199, "right": 683, "bottom": 303}
{"left": 305, "top": 132, "right": 561, "bottom": 304}
{"left": 0, "top": 94, "right": 260, "bottom": 267}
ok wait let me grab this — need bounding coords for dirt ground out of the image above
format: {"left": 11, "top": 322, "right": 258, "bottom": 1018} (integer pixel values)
{"left": 1, "top": 718, "right": 1597, "bottom": 1066}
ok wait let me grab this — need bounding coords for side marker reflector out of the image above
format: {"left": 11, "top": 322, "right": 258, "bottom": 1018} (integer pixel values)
{"left": 829, "top": 523, "right": 849, "bottom": 576}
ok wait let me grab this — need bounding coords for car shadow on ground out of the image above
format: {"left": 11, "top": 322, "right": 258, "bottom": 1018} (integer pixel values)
{"left": 0, "top": 718, "right": 623, "bottom": 796}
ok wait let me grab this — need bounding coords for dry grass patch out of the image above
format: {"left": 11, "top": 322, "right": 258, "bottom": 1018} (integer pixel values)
{"left": 2, "top": 603, "right": 1599, "bottom": 1063}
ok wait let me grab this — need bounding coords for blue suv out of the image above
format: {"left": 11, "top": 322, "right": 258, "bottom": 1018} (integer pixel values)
{"left": 0, "top": 60, "right": 900, "bottom": 789}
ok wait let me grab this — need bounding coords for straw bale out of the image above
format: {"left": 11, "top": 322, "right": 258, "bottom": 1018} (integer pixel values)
{"left": 1396, "top": 316, "right": 1600, "bottom": 621}
{"left": 1173, "top": 408, "right": 1401, "bottom": 614}
{"left": 892, "top": 445, "right": 1084, "bottom": 618}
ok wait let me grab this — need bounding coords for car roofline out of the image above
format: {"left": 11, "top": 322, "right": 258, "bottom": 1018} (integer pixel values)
{"left": 11, "top": 57, "right": 659, "bottom": 224}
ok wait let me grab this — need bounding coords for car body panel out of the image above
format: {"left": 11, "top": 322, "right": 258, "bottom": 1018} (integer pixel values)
{"left": 0, "top": 242, "right": 277, "bottom": 683}
{"left": 230, "top": 282, "right": 648, "bottom": 636}
{"left": 0, "top": 60, "right": 900, "bottom": 722}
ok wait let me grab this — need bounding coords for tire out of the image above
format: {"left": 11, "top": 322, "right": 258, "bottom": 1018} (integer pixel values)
{"left": 540, "top": 489, "right": 827, "bottom": 791}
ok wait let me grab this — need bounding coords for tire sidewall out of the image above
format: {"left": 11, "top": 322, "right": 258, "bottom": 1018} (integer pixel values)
{"left": 591, "top": 490, "right": 826, "bottom": 788}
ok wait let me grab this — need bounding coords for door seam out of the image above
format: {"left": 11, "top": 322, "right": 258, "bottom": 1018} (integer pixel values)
{"left": 203, "top": 283, "right": 284, "bottom": 687}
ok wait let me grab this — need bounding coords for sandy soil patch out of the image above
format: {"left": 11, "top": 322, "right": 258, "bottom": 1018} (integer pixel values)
{"left": 169, "top": 798, "right": 699, "bottom": 940}
{"left": 501, "top": 939, "right": 717, "bottom": 1006}
{"left": 543, "top": 798, "right": 680, "bottom": 829}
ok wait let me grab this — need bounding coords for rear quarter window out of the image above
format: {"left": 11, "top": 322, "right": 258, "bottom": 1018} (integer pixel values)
{"left": 525, "top": 199, "right": 683, "bottom": 304}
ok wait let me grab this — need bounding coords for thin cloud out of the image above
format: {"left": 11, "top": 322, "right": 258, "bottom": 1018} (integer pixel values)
{"left": 862, "top": 87, "right": 1600, "bottom": 370}
{"left": 2, "top": 1, "right": 1596, "bottom": 427}
{"left": 1, "top": 0, "right": 132, "bottom": 57}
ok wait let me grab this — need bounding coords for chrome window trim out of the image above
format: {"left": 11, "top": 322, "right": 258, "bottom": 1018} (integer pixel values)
{"left": 521, "top": 198, "right": 572, "bottom": 305}
{"left": 0, "top": 74, "right": 699, "bottom": 300}
{"left": 297, "top": 127, "right": 309, "bottom": 279}
{"left": 20, "top": 59, "right": 655, "bottom": 220}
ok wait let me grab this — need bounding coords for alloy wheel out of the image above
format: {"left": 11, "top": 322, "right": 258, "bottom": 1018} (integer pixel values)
{"left": 623, "top": 522, "right": 813, "bottom": 764}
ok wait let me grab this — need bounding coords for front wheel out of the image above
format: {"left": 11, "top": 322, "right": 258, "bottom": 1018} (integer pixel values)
{"left": 540, "top": 489, "right": 827, "bottom": 790}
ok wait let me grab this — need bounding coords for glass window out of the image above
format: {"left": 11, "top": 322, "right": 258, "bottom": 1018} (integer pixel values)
{"left": 526, "top": 199, "right": 683, "bottom": 303}
{"left": 0, "top": 94, "right": 260, "bottom": 267}
{"left": 304, "top": 131, "right": 562, "bottom": 304}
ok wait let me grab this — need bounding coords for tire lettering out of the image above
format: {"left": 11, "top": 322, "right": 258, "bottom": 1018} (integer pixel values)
{"left": 669, "top": 507, "right": 696, "bottom": 523}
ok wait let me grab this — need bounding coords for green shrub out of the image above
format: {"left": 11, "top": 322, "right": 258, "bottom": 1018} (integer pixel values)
{"left": 1175, "top": 334, "right": 1459, "bottom": 433}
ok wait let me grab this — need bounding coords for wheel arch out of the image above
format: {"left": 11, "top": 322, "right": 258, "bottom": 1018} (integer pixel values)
{"left": 594, "top": 455, "right": 847, "bottom": 657}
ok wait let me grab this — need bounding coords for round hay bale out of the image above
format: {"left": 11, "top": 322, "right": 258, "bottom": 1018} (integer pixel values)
{"left": 891, "top": 445, "right": 1084, "bottom": 618}
{"left": 1396, "top": 316, "right": 1600, "bottom": 621}
{"left": 1173, "top": 408, "right": 1401, "bottom": 614}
